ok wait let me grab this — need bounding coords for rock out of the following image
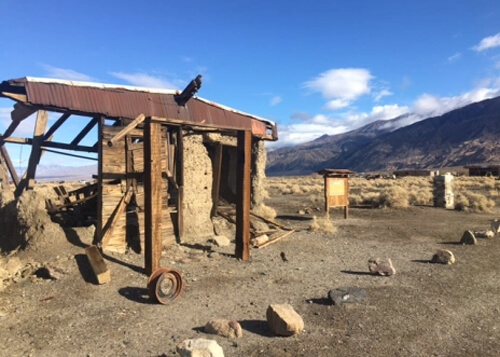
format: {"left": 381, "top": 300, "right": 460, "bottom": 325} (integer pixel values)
{"left": 491, "top": 219, "right": 500, "bottom": 234}
{"left": 176, "top": 338, "right": 224, "bottom": 357}
{"left": 328, "top": 287, "right": 368, "bottom": 306}
{"left": 474, "top": 230, "right": 494, "bottom": 239}
{"left": 266, "top": 304, "right": 304, "bottom": 336}
{"left": 5, "top": 257, "right": 23, "bottom": 276}
{"left": 251, "top": 220, "right": 269, "bottom": 232}
{"left": 298, "top": 209, "right": 306, "bottom": 215}
{"left": 211, "top": 236, "right": 230, "bottom": 247}
{"left": 204, "top": 319, "right": 242, "bottom": 338}
{"left": 250, "top": 235, "right": 269, "bottom": 247}
{"left": 368, "top": 258, "right": 396, "bottom": 276}
{"left": 460, "top": 230, "right": 477, "bottom": 245}
{"left": 431, "top": 249, "right": 455, "bottom": 265}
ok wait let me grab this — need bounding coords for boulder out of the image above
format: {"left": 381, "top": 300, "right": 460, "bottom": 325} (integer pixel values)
{"left": 474, "top": 230, "right": 494, "bottom": 239}
{"left": 266, "top": 304, "right": 304, "bottom": 336}
{"left": 204, "top": 319, "right": 242, "bottom": 338}
{"left": 211, "top": 236, "right": 230, "bottom": 247}
{"left": 176, "top": 339, "right": 224, "bottom": 357}
{"left": 328, "top": 287, "right": 368, "bottom": 306}
{"left": 250, "top": 235, "right": 269, "bottom": 247}
{"left": 460, "top": 230, "right": 477, "bottom": 245}
{"left": 368, "top": 258, "right": 396, "bottom": 276}
{"left": 431, "top": 249, "right": 455, "bottom": 265}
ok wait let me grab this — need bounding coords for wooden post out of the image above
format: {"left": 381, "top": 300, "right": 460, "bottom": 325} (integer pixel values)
{"left": 93, "top": 116, "right": 105, "bottom": 245}
{"left": 0, "top": 146, "right": 19, "bottom": 187}
{"left": 236, "top": 131, "right": 251, "bottom": 261}
{"left": 144, "top": 119, "right": 163, "bottom": 276}
{"left": 210, "top": 142, "right": 222, "bottom": 218}
{"left": 15, "top": 110, "right": 48, "bottom": 196}
{"left": 176, "top": 127, "right": 184, "bottom": 241}
{"left": 324, "top": 176, "right": 329, "bottom": 215}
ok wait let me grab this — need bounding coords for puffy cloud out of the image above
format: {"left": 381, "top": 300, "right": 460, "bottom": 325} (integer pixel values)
{"left": 110, "top": 72, "right": 179, "bottom": 89}
{"left": 373, "top": 89, "right": 393, "bottom": 102}
{"left": 41, "top": 65, "right": 94, "bottom": 81}
{"left": 473, "top": 33, "right": 500, "bottom": 52}
{"left": 304, "top": 68, "right": 373, "bottom": 109}
{"left": 447, "top": 52, "right": 462, "bottom": 62}
{"left": 270, "top": 95, "right": 282, "bottom": 106}
{"left": 345, "top": 104, "right": 410, "bottom": 127}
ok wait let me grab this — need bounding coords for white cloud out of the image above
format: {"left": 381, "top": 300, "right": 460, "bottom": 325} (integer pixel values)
{"left": 345, "top": 104, "right": 410, "bottom": 127}
{"left": 447, "top": 52, "right": 462, "bottom": 62}
{"left": 109, "top": 72, "right": 179, "bottom": 89}
{"left": 373, "top": 89, "right": 393, "bottom": 102}
{"left": 270, "top": 95, "right": 282, "bottom": 106}
{"left": 473, "top": 33, "right": 500, "bottom": 52}
{"left": 268, "top": 120, "right": 349, "bottom": 148}
{"left": 304, "top": 68, "right": 373, "bottom": 109}
{"left": 41, "top": 64, "right": 94, "bottom": 81}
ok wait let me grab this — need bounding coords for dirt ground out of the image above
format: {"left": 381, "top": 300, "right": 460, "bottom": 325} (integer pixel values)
{"left": 1, "top": 184, "right": 500, "bottom": 356}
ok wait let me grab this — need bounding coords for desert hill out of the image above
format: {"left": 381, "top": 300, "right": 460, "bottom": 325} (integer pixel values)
{"left": 267, "top": 96, "right": 500, "bottom": 175}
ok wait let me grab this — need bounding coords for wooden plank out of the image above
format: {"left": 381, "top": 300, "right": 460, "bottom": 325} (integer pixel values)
{"left": 43, "top": 112, "right": 71, "bottom": 140}
{"left": 84, "top": 245, "right": 111, "bottom": 284}
{"left": 0, "top": 145, "right": 19, "bottom": 186}
{"left": 15, "top": 110, "right": 48, "bottom": 196}
{"left": 144, "top": 119, "right": 163, "bottom": 275}
{"left": 1, "top": 92, "right": 27, "bottom": 103}
{"left": 236, "top": 130, "right": 251, "bottom": 261}
{"left": 176, "top": 127, "right": 184, "bottom": 241}
{"left": 70, "top": 116, "right": 98, "bottom": 145}
{"left": 257, "top": 230, "right": 295, "bottom": 249}
{"left": 11, "top": 103, "right": 37, "bottom": 122}
{"left": 210, "top": 143, "right": 222, "bottom": 218}
{"left": 100, "top": 189, "right": 133, "bottom": 248}
{"left": 107, "top": 113, "right": 145, "bottom": 147}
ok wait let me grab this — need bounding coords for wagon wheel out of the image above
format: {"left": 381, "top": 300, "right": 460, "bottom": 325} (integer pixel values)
{"left": 147, "top": 267, "right": 184, "bottom": 304}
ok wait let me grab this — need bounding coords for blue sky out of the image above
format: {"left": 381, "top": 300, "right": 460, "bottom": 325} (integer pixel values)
{"left": 1, "top": 0, "right": 500, "bottom": 168}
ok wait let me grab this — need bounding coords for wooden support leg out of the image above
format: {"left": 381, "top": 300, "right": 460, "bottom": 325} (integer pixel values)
{"left": 176, "top": 127, "right": 184, "bottom": 242}
{"left": 144, "top": 119, "right": 163, "bottom": 276}
{"left": 15, "top": 110, "right": 48, "bottom": 196}
{"left": 236, "top": 131, "right": 251, "bottom": 261}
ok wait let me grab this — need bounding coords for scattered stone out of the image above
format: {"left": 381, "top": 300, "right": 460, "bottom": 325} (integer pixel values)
{"left": 431, "top": 249, "right": 455, "bottom": 265}
{"left": 251, "top": 220, "right": 269, "bottom": 233}
{"left": 5, "top": 257, "right": 23, "bottom": 276}
{"left": 474, "top": 230, "right": 494, "bottom": 239}
{"left": 211, "top": 235, "right": 230, "bottom": 247}
{"left": 176, "top": 338, "right": 224, "bottom": 357}
{"left": 298, "top": 209, "right": 306, "bottom": 215}
{"left": 328, "top": 287, "right": 368, "bottom": 306}
{"left": 204, "top": 319, "right": 243, "bottom": 338}
{"left": 208, "top": 252, "right": 220, "bottom": 259}
{"left": 250, "top": 235, "right": 269, "bottom": 247}
{"left": 460, "top": 230, "right": 477, "bottom": 245}
{"left": 305, "top": 208, "right": 311, "bottom": 214}
{"left": 491, "top": 220, "right": 500, "bottom": 235}
{"left": 280, "top": 252, "right": 288, "bottom": 262}
{"left": 266, "top": 304, "right": 304, "bottom": 336}
{"left": 368, "top": 258, "right": 396, "bottom": 276}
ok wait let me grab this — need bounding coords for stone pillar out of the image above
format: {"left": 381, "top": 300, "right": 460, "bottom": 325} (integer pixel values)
{"left": 433, "top": 173, "right": 454, "bottom": 209}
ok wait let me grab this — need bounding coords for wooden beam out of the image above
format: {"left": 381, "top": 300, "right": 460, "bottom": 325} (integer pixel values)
{"left": 100, "top": 189, "right": 133, "bottom": 248}
{"left": 93, "top": 116, "right": 105, "bottom": 246}
{"left": 11, "top": 103, "right": 37, "bottom": 122}
{"left": 236, "top": 130, "right": 251, "bottom": 261}
{"left": 210, "top": 143, "right": 223, "bottom": 218}
{"left": 144, "top": 119, "right": 163, "bottom": 276}
{"left": 41, "top": 141, "right": 97, "bottom": 153}
{"left": 0, "top": 146, "right": 19, "bottom": 186}
{"left": 15, "top": 110, "right": 48, "bottom": 196}
{"left": 107, "top": 113, "right": 145, "bottom": 147}
{"left": 70, "top": 116, "right": 98, "bottom": 146}
{"left": 85, "top": 245, "right": 111, "bottom": 284}
{"left": 176, "top": 127, "right": 184, "bottom": 241}
{"left": 1, "top": 92, "right": 27, "bottom": 103}
{"left": 256, "top": 230, "right": 295, "bottom": 249}
{"left": 44, "top": 112, "right": 71, "bottom": 140}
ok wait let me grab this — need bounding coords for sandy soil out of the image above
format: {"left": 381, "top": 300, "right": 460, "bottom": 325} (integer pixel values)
{"left": 1, "top": 189, "right": 500, "bottom": 356}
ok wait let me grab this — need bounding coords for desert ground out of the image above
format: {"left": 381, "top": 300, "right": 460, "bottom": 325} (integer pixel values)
{"left": 1, "top": 176, "right": 500, "bottom": 356}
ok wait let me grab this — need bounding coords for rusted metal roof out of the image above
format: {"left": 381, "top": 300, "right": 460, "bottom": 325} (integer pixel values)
{"left": 0, "top": 77, "right": 277, "bottom": 140}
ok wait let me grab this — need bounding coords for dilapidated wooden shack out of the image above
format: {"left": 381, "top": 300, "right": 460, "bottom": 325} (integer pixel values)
{"left": 0, "top": 76, "right": 278, "bottom": 273}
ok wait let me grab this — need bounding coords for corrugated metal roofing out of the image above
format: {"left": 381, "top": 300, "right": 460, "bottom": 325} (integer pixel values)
{"left": 0, "top": 77, "right": 277, "bottom": 140}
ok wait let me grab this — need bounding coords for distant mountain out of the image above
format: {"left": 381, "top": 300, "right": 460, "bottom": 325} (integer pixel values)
{"left": 266, "top": 96, "right": 500, "bottom": 175}
{"left": 29, "top": 164, "right": 97, "bottom": 181}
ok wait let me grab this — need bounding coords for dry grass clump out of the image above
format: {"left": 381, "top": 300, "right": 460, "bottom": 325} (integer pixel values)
{"left": 360, "top": 192, "right": 382, "bottom": 207}
{"left": 454, "top": 190, "right": 495, "bottom": 213}
{"left": 252, "top": 203, "right": 277, "bottom": 220}
{"left": 308, "top": 215, "right": 337, "bottom": 234}
{"left": 378, "top": 186, "right": 410, "bottom": 208}
{"left": 409, "top": 188, "right": 433, "bottom": 205}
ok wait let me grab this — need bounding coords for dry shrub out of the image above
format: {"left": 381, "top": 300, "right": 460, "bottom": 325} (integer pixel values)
{"left": 454, "top": 190, "right": 495, "bottom": 213}
{"left": 361, "top": 192, "right": 382, "bottom": 207}
{"left": 379, "top": 186, "right": 410, "bottom": 208}
{"left": 409, "top": 189, "right": 433, "bottom": 205}
{"left": 309, "top": 193, "right": 322, "bottom": 204}
{"left": 349, "top": 193, "right": 363, "bottom": 206}
{"left": 309, "top": 215, "right": 337, "bottom": 234}
{"left": 252, "top": 203, "right": 277, "bottom": 220}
